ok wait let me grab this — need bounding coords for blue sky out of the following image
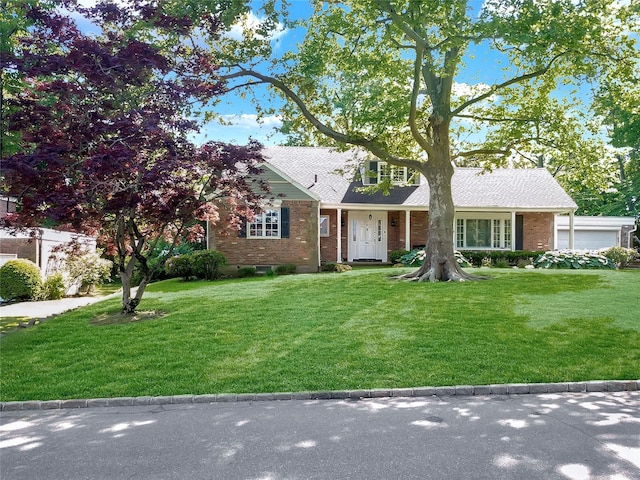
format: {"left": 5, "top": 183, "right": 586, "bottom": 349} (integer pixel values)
{"left": 70, "top": 1, "right": 634, "bottom": 149}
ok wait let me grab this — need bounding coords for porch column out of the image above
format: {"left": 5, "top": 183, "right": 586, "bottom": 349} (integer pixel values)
{"left": 405, "top": 210, "right": 411, "bottom": 251}
{"left": 337, "top": 208, "right": 342, "bottom": 263}
{"left": 511, "top": 211, "right": 516, "bottom": 251}
{"left": 569, "top": 210, "right": 575, "bottom": 250}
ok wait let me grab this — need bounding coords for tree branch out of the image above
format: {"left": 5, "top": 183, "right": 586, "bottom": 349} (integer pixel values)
{"left": 451, "top": 51, "right": 568, "bottom": 116}
{"left": 409, "top": 47, "right": 436, "bottom": 158}
{"left": 222, "top": 68, "right": 425, "bottom": 170}
{"left": 455, "top": 114, "right": 540, "bottom": 123}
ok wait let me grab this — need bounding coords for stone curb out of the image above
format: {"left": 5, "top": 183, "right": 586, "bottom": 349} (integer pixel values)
{"left": 2, "top": 380, "right": 638, "bottom": 412}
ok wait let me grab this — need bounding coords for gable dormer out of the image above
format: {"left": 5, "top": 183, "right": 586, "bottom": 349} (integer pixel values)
{"left": 361, "top": 160, "right": 420, "bottom": 186}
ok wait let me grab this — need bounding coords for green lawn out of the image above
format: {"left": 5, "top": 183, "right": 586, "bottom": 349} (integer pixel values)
{"left": 1, "top": 268, "right": 638, "bottom": 402}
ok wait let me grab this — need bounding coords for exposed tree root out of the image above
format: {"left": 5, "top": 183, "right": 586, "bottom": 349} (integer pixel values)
{"left": 395, "top": 263, "right": 488, "bottom": 282}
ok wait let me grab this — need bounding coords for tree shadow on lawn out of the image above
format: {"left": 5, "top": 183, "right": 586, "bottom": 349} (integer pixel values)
{"left": 90, "top": 311, "right": 168, "bottom": 326}
{"left": 514, "top": 271, "right": 640, "bottom": 331}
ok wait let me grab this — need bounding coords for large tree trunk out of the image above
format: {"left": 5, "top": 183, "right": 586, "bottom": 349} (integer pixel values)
{"left": 401, "top": 121, "right": 482, "bottom": 282}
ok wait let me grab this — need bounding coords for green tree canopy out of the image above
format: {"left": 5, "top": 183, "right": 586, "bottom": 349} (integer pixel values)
{"left": 209, "top": 0, "right": 639, "bottom": 280}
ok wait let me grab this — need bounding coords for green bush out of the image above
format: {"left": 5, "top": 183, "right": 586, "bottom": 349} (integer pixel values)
{"left": 460, "top": 250, "right": 540, "bottom": 267}
{"left": 533, "top": 250, "right": 616, "bottom": 269}
{"left": 42, "top": 272, "right": 66, "bottom": 300}
{"left": 334, "top": 264, "right": 352, "bottom": 273}
{"left": 237, "top": 267, "right": 257, "bottom": 278}
{"left": 0, "top": 259, "right": 43, "bottom": 301}
{"left": 275, "top": 264, "right": 297, "bottom": 275}
{"left": 321, "top": 262, "right": 337, "bottom": 272}
{"left": 165, "top": 255, "right": 194, "bottom": 281}
{"left": 389, "top": 249, "right": 410, "bottom": 264}
{"left": 494, "top": 258, "right": 511, "bottom": 268}
{"left": 191, "top": 250, "right": 227, "bottom": 280}
{"left": 399, "top": 249, "right": 471, "bottom": 268}
{"left": 602, "top": 247, "right": 637, "bottom": 268}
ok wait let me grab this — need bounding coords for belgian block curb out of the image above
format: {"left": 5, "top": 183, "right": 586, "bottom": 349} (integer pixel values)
{"left": 2, "top": 380, "right": 638, "bottom": 412}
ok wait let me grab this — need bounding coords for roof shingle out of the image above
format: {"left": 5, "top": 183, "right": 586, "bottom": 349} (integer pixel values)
{"left": 263, "top": 146, "right": 577, "bottom": 210}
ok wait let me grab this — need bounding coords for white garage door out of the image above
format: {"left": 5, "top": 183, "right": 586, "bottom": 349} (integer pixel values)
{"left": 557, "top": 230, "right": 619, "bottom": 250}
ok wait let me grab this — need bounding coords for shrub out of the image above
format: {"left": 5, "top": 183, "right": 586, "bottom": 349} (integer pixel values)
{"left": 494, "top": 258, "right": 510, "bottom": 268}
{"left": 460, "top": 250, "right": 540, "bottom": 267}
{"left": 73, "top": 252, "right": 112, "bottom": 294}
{"left": 42, "top": 272, "right": 66, "bottom": 300}
{"left": 399, "top": 249, "right": 471, "bottom": 268}
{"left": 237, "top": 267, "right": 257, "bottom": 278}
{"left": 191, "top": 250, "right": 227, "bottom": 280}
{"left": 275, "top": 264, "right": 297, "bottom": 275}
{"left": 165, "top": 255, "right": 194, "bottom": 281}
{"left": 533, "top": 250, "right": 616, "bottom": 269}
{"left": 48, "top": 240, "right": 112, "bottom": 294}
{"left": 389, "top": 249, "right": 410, "bottom": 264}
{"left": 321, "top": 262, "right": 337, "bottom": 272}
{"left": 0, "top": 259, "right": 43, "bottom": 301}
{"left": 335, "top": 264, "right": 352, "bottom": 273}
{"left": 516, "top": 258, "right": 532, "bottom": 269}
{"left": 601, "top": 246, "right": 637, "bottom": 268}
{"left": 481, "top": 257, "right": 492, "bottom": 268}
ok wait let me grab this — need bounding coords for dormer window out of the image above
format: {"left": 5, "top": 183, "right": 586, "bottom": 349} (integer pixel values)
{"left": 363, "top": 160, "right": 419, "bottom": 186}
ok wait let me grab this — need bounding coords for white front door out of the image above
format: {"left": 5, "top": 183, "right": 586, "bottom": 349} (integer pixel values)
{"left": 348, "top": 211, "right": 387, "bottom": 261}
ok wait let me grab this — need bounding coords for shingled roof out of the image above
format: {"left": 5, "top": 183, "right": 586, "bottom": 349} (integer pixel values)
{"left": 263, "top": 146, "right": 577, "bottom": 211}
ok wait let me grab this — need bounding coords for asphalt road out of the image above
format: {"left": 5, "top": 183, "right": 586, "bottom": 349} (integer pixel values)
{"left": 1, "top": 391, "right": 639, "bottom": 480}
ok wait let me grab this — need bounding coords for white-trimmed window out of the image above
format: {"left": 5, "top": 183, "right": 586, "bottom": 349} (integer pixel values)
{"left": 248, "top": 209, "right": 281, "bottom": 238}
{"left": 455, "top": 215, "right": 512, "bottom": 249}
{"left": 363, "top": 160, "right": 419, "bottom": 185}
{"left": 319, "top": 215, "right": 330, "bottom": 237}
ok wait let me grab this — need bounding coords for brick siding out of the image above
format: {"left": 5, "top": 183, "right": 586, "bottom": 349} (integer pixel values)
{"left": 520, "top": 212, "right": 553, "bottom": 251}
{"left": 210, "top": 200, "right": 320, "bottom": 273}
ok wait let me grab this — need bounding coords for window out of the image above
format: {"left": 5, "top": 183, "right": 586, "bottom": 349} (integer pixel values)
{"left": 248, "top": 209, "right": 280, "bottom": 238}
{"left": 364, "top": 161, "right": 419, "bottom": 185}
{"left": 455, "top": 216, "right": 512, "bottom": 249}
{"left": 378, "top": 162, "right": 413, "bottom": 184}
{"left": 319, "top": 215, "right": 330, "bottom": 237}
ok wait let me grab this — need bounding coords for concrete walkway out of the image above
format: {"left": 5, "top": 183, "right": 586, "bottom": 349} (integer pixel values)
{"left": 0, "top": 292, "right": 118, "bottom": 319}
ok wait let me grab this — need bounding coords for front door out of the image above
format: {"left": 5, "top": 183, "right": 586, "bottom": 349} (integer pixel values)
{"left": 348, "top": 211, "right": 387, "bottom": 261}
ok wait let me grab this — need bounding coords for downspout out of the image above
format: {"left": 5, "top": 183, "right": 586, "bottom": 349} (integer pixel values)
{"left": 628, "top": 222, "right": 638, "bottom": 249}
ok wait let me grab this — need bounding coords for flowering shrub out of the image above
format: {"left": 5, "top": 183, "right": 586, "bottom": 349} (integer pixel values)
{"left": 399, "top": 249, "right": 472, "bottom": 268}
{"left": 601, "top": 247, "right": 638, "bottom": 268}
{"left": 533, "top": 250, "right": 616, "bottom": 269}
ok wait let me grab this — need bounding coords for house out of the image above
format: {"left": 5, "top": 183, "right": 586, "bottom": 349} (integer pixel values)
{"left": 555, "top": 215, "right": 637, "bottom": 250}
{"left": 0, "top": 197, "right": 97, "bottom": 274}
{"left": 208, "top": 147, "right": 579, "bottom": 273}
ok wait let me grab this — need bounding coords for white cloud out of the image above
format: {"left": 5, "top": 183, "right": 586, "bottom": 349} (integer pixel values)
{"left": 226, "top": 11, "right": 288, "bottom": 42}
{"left": 220, "top": 114, "right": 283, "bottom": 129}
{"left": 453, "top": 82, "right": 493, "bottom": 100}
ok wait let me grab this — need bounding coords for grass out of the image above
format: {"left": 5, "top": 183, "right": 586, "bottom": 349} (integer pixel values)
{"left": 1, "top": 268, "right": 638, "bottom": 401}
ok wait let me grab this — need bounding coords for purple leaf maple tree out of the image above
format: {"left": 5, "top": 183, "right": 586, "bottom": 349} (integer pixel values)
{"left": 1, "top": 1, "right": 266, "bottom": 314}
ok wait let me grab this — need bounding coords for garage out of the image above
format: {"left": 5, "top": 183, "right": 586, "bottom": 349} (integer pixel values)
{"left": 555, "top": 215, "right": 636, "bottom": 250}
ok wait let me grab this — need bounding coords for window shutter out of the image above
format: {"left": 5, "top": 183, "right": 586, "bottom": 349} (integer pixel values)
{"left": 238, "top": 217, "right": 247, "bottom": 238}
{"left": 409, "top": 168, "right": 420, "bottom": 185}
{"left": 280, "top": 207, "right": 290, "bottom": 238}
{"left": 368, "top": 161, "right": 378, "bottom": 184}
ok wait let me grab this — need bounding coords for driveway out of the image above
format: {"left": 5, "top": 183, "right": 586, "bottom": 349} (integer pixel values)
{"left": 1, "top": 391, "right": 638, "bottom": 479}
